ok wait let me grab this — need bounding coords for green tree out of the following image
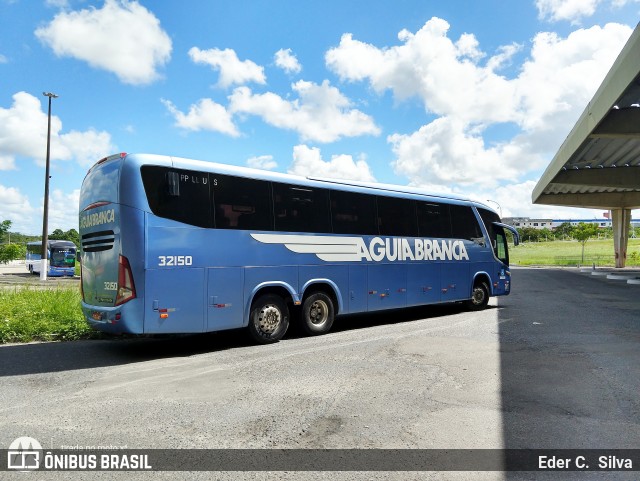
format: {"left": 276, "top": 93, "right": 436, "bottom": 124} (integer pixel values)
{"left": 0, "top": 220, "right": 11, "bottom": 243}
{"left": 518, "top": 227, "right": 544, "bottom": 242}
{"left": 49, "top": 228, "right": 80, "bottom": 247}
{"left": 539, "top": 227, "right": 553, "bottom": 241}
{"left": 0, "top": 243, "right": 26, "bottom": 264}
{"left": 49, "top": 228, "right": 66, "bottom": 240}
{"left": 554, "top": 222, "right": 573, "bottom": 240}
{"left": 65, "top": 229, "right": 80, "bottom": 247}
{"left": 572, "top": 222, "right": 599, "bottom": 263}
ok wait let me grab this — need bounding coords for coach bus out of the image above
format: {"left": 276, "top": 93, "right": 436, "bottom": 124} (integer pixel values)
{"left": 26, "top": 240, "right": 77, "bottom": 277}
{"left": 79, "top": 153, "right": 518, "bottom": 344}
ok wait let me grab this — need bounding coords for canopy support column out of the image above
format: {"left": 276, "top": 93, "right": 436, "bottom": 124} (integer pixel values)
{"left": 612, "top": 208, "right": 631, "bottom": 268}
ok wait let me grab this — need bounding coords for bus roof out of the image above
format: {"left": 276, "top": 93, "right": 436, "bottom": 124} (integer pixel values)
{"left": 109, "top": 153, "right": 498, "bottom": 214}
{"left": 27, "top": 240, "right": 77, "bottom": 248}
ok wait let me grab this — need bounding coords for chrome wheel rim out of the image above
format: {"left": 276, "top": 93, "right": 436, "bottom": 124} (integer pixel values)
{"left": 257, "top": 305, "right": 281, "bottom": 334}
{"left": 308, "top": 299, "right": 329, "bottom": 326}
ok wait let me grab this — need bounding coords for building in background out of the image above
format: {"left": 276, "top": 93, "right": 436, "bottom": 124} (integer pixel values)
{"left": 502, "top": 217, "right": 640, "bottom": 230}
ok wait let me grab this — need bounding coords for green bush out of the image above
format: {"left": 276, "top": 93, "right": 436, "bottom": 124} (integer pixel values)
{"left": 0, "top": 244, "right": 26, "bottom": 264}
{"left": 0, "top": 287, "right": 97, "bottom": 343}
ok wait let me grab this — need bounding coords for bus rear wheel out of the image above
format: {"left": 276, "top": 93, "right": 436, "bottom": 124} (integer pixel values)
{"left": 248, "top": 294, "right": 289, "bottom": 344}
{"left": 300, "top": 292, "right": 335, "bottom": 336}
{"left": 467, "top": 281, "right": 490, "bottom": 311}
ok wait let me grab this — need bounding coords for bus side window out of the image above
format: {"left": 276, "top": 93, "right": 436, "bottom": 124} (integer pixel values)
{"left": 273, "top": 183, "right": 331, "bottom": 233}
{"left": 330, "top": 190, "right": 377, "bottom": 235}
{"left": 141, "top": 166, "right": 212, "bottom": 228}
{"left": 449, "top": 204, "right": 483, "bottom": 241}
{"left": 213, "top": 175, "right": 273, "bottom": 231}
{"left": 417, "top": 202, "right": 451, "bottom": 238}
{"left": 377, "top": 196, "right": 418, "bottom": 237}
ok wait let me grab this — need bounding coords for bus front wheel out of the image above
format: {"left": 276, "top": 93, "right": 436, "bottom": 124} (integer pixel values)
{"left": 248, "top": 294, "right": 289, "bottom": 344}
{"left": 300, "top": 292, "right": 335, "bottom": 336}
{"left": 467, "top": 281, "right": 490, "bottom": 311}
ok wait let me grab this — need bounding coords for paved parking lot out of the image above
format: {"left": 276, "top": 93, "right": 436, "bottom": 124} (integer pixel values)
{"left": 0, "top": 261, "right": 79, "bottom": 288}
{"left": 0, "top": 267, "right": 638, "bottom": 480}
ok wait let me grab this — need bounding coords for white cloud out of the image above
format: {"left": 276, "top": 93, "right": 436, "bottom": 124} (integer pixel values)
{"left": 35, "top": 0, "right": 171, "bottom": 85}
{"left": 326, "top": 19, "right": 632, "bottom": 192}
{"left": 247, "top": 155, "right": 277, "bottom": 170}
{"left": 274, "top": 48, "right": 302, "bottom": 74}
{"left": 515, "top": 24, "right": 632, "bottom": 136}
{"left": 0, "top": 91, "right": 54, "bottom": 163}
{"left": 536, "top": 0, "right": 601, "bottom": 23}
{"left": 189, "top": 47, "right": 266, "bottom": 88}
{"left": 161, "top": 98, "right": 239, "bottom": 137}
{"left": 461, "top": 181, "right": 607, "bottom": 219}
{"left": 326, "top": 18, "right": 518, "bottom": 125}
{"left": 0, "top": 91, "right": 115, "bottom": 169}
{"left": 389, "top": 117, "right": 525, "bottom": 188}
{"left": 0, "top": 53, "right": 7, "bottom": 64}
{"left": 229, "top": 80, "right": 380, "bottom": 143}
{"left": 0, "top": 184, "right": 34, "bottom": 232}
{"left": 59, "top": 129, "right": 115, "bottom": 168}
{"left": 288, "top": 144, "right": 376, "bottom": 182}
{"left": 0, "top": 155, "right": 16, "bottom": 170}
{"left": 536, "top": 0, "right": 640, "bottom": 23}
{"left": 47, "top": 189, "right": 80, "bottom": 231}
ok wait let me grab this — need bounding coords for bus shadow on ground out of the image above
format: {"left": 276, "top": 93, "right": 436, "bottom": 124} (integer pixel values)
{"left": 0, "top": 330, "right": 251, "bottom": 377}
{"left": 1, "top": 302, "right": 479, "bottom": 377}
{"left": 499, "top": 269, "right": 640, "bottom": 477}
{"left": 310, "top": 302, "right": 473, "bottom": 335}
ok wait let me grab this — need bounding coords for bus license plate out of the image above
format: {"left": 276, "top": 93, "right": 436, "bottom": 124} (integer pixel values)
{"left": 92, "top": 311, "right": 103, "bottom": 321}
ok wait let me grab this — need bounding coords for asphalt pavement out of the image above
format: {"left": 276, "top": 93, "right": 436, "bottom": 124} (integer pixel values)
{"left": 0, "top": 267, "right": 638, "bottom": 480}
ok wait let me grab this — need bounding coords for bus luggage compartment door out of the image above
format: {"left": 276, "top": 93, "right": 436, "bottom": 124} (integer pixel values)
{"left": 407, "top": 262, "right": 441, "bottom": 306}
{"left": 440, "top": 260, "right": 470, "bottom": 302}
{"left": 145, "top": 268, "right": 205, "bottom": 333}
{"left": 207, "top": 267, "right": 244, "bottom": 331}
{"left": 367, "top": 264, "right": 407, "bottom": 311}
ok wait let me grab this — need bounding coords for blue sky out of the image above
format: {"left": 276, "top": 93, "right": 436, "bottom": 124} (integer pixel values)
{"left": 1, "top": 0, "right": 639, "bottom": 234}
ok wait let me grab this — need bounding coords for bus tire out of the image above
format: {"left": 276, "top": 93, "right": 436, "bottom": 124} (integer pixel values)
{"left": 467, "top": 281, "right": 490, "bottom": 311}
{"left": 247, "top": 294, "right": 289, "bottom": 344}
{"left": 300, "top": 292, "right": 335, "bottom": 336}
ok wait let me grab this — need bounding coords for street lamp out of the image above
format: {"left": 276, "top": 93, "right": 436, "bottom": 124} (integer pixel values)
{"left": 486, "top": 199, "right": 502, "bottom": 218}
{"left": 40, "top": 92, "right": 58, "bottom": 281}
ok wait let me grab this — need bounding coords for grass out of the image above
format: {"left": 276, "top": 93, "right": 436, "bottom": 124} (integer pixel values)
{"left": 0, "top": 287, "right": 98, "bottom": 343}
{"left": 510, "top": 237, "right": 640, "bottom": 267}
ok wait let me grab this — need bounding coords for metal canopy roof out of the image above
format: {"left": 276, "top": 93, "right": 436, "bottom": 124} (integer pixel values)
{"left": 532, "top": 23, "right": 640, "bottom": 209}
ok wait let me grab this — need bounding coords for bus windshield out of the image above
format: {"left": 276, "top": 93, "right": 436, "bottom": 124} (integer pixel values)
{"left": 477, "top": 208, "right": 515, "bottom": 265}
{"left": 51, "top": 248, "right": 76, "bottom": 268}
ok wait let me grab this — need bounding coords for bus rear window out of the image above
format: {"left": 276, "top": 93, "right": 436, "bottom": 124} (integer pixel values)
{"left": 80, "top": 158, "right": 121, "bottom": 209}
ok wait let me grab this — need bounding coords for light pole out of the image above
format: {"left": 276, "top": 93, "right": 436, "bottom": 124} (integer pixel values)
{"left": 40, "top": 92, "right": 58, "bottom": 281}
{"left": 486, "top": 199, "right": 502, "bottom": 218}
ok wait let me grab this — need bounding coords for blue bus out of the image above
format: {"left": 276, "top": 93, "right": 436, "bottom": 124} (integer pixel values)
{"left": 79, "top": 153, "right": 519, "bottom": 344}
{"left": 26, "top": 240, "right": 77, "bottom": 277}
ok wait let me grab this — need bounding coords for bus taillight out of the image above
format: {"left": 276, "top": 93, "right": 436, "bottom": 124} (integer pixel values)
{"left": 115, "top": 255, "right": 136, "bottom": 306}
